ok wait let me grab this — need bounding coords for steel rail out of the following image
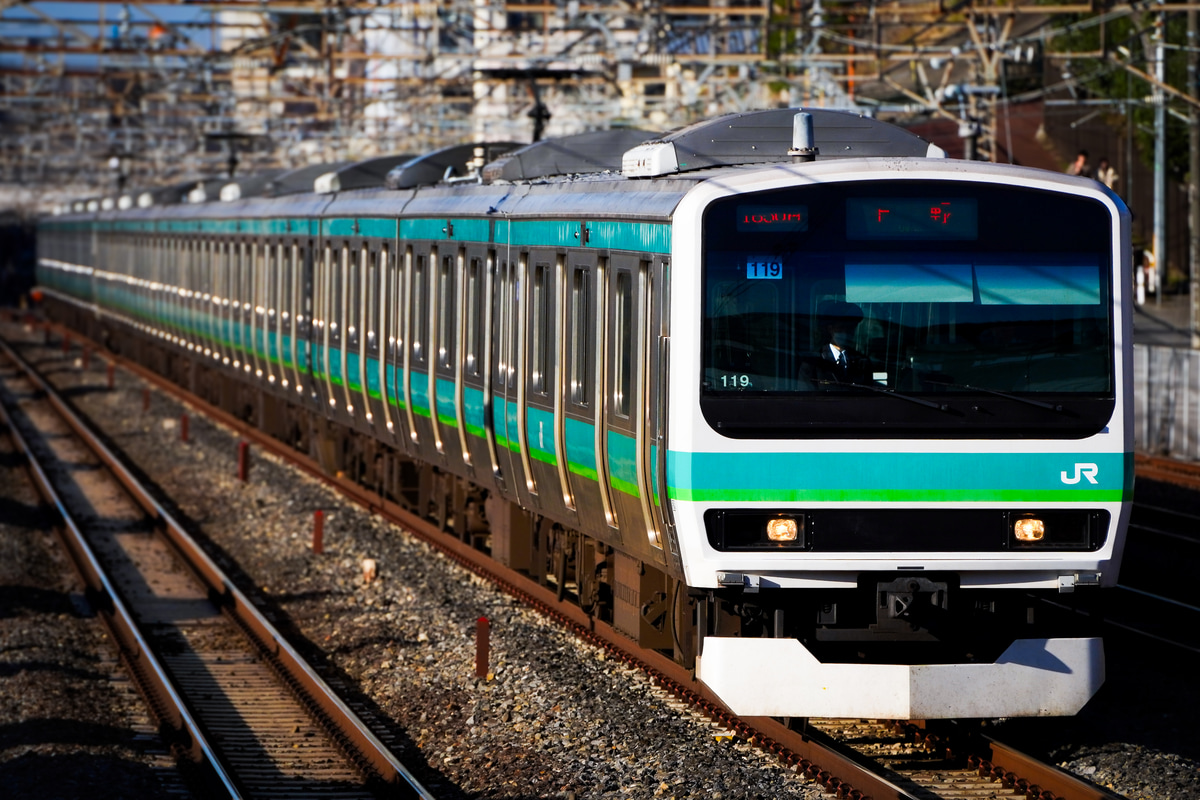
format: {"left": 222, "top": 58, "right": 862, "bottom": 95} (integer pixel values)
{"left": 0, "top": 336, "right": 435, "bottom": 800}
{"left": 0, "top": 346, "right": 240, "bottom": 798}
{"left": 978, "top": 739, "right": 1127, "bottom": 800}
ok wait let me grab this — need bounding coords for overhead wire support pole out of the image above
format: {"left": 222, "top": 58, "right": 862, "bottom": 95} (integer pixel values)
{"left": 1191, "top": 5, "right": 1200, "bottom": 348}
{"left": 1155, "top": 0, "right": 1167, "bottom": 305}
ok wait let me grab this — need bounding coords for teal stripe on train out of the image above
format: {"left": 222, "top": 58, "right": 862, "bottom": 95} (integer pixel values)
{"left": 667, "top": 451, "right": 1133, "bottom": 503}
{"left": 495, "top": 219, "right": 580, "bottom": 249}
{"left": 321, "top": 218, "right": 398, "bottom": 239}
{"left": 48, "top": 217, "right": 670, "bottom": 252}
{"left": 587, "top": 220, "right": 671, "bottom": 253}
{"left": 401, "top": 218, "right": 491, "bottom": 243}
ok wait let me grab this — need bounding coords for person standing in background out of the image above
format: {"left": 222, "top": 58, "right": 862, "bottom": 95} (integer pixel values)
{"left": 1066, "top": 149, "right": 1093, "bottom": 178}
{"left": 1095, "top": 157, "right": 1119, "bottom": 192}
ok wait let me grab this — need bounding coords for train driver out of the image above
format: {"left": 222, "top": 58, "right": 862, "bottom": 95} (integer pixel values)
{"left": 805, "top": 300, "right": 875, "bottom": 387}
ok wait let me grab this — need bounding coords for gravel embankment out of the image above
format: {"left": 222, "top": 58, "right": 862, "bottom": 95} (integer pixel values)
{"left": 6, "top": 328, "right": 1200, "bottom": 799}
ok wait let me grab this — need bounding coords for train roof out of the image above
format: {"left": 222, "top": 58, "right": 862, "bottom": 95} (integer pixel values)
{"left": 385, "top": 142, "right": 523, "bottom": 190}
{"left": 622, "top": 107, "right": 942, "bottom": 177}
{"left": 219, "top": 170, "right": 287, "bottom": 201}
{"left": 266, "top": 162, "right": 353, "bottom": 197}
{"left": 481, "top": 129, "right": 658, "bottom": 182}
{"left": 313, "top": 154, "right": 418, "bottom": 194}
{"left": 48, "top": 109, "right": 955, "bottom": 223}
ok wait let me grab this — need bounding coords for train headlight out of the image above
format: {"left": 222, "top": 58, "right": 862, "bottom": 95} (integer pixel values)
{"left": 1013, "top": 517, "right": 1045, "bottom": 542}
{"left": 1007, "top": 511, "right": 1103, "bottom": 550}
{"left": 767, "top": 517, "right": 799, "bottom": 542}
{"left": 705, "top": 510, "right": 807, "bottom": 551}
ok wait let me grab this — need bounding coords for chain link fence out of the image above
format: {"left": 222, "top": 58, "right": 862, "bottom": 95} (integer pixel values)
{"left": 1135, "top": 343, "right": 1200, "bottom": 459}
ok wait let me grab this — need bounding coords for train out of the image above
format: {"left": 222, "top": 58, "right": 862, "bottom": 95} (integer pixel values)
{"left": 36, "top": 108, "right": 1132, "bottom": 719}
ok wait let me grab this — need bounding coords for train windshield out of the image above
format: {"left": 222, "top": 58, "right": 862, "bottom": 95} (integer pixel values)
{"left": 701, "top": 179, "right": 1117, "bottom": 438}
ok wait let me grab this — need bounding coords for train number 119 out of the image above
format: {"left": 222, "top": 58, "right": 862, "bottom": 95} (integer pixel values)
{"left": 746, "top": 261, "right": 783, "bottom": 280}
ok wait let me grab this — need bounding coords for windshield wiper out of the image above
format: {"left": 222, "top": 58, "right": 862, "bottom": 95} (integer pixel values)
{"left": 817, "top": 379, "right": 951, "bottom": 411}
{"left": 924, "top": 380, "right": 1064, "bottom": 412}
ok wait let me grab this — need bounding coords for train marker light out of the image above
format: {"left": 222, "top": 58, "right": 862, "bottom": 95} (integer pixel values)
{"left": 767, "top": 517, "right": 800, "bottom": 542}
{"left": 1014, "top": 517, "right": 1046, "bottom": 542}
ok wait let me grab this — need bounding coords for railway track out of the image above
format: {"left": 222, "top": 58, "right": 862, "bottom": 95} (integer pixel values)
{"left": 0, "top": 334, "right": 434, "bottom": 800}
{"left": 1, "top": 316, "right": 1133, "bottom": 800}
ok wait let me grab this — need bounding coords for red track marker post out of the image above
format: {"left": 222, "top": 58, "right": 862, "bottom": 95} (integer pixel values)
{"left": 180, "top": 412, "right": 189, "bottom": 443}
{"left": 312, "top": 510, "right": 325, "bottom": 554}
{"left": 237, "top": 440, "right": 250, "bottom": 482}
{"left": 475, "top": 617, "right": 490, "bottom": 678}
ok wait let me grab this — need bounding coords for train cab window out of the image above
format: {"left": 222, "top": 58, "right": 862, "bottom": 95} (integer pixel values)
{"left": 700, "top": 179, "right": 1117, "bottom": 439}
{"left": 614, "top": 270, "right": 633, "bottom": 418}
{"left": 569, "top": 266, "right": 591, "bottom": 406}
{"left": 531, "top": 263, "right": 550, "bottom": 394}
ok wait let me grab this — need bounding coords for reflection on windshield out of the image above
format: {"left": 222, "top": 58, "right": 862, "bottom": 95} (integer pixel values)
{"left": 705, "top": 267, "right": 1108, "bottom": 395}
{"left": 703, "top": 183, "right": 1113, "bottom": 401}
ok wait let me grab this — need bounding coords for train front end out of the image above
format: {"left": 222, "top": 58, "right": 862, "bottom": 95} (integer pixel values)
{"left": 668, "top": 158, "right": 1132, "bottom": 719}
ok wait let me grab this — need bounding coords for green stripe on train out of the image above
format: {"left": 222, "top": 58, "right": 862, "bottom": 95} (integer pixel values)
{"left": 666, "top": 451, "right": 1132, "bottom": 503}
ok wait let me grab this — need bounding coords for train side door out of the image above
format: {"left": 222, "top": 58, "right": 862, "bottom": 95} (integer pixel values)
{"left": 491, "top": 249, "right": 533, "bottom": 508}
{"left": 296, "top": 238, "right": 317, "bottom": 408}
{"left": 462, "top": 245, "right": 494, "bottom": 482}
{"left": 564, "top": 253, "right": 618, "bottom": 542}
{"left": 431, "top": 246, "right": 465, "bottom": 467}
{"left": 403, "top": 242, "right": 444, "bottom": 463}
{"left": 353, "top": 239, "right": 378, "bottom": 434}
{"left": 523, "top": 248, "right": 578, "bottom": 524}
{"left": 606, "top": 256, "right": 664, "bottom": 558}
{"left": 311, "top": 241, "right": 336, "bottom": 415}
{"left": 369, "top": 241, "right": 401, "bottom": 446}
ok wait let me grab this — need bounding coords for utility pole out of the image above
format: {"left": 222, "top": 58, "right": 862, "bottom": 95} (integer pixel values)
{"left": 1190, "top": 7, "right": 1200, "bottom": 348}
{"left": 1154, "top": 2, "right": 1166, "bottom": 306}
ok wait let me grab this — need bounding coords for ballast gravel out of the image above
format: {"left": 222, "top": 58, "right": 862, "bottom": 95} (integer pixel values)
{"left": 4, "top": 329, "right": 1200, "bottom": 800}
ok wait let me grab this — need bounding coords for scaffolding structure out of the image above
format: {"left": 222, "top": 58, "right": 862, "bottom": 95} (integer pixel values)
{"left": 0, "top": 0, "right": 1182, "bottom": 205}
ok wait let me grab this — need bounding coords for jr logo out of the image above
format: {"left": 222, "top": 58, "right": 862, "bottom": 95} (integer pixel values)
{"left": 1061, "top": 463, "right": 1099, "bottom": 485}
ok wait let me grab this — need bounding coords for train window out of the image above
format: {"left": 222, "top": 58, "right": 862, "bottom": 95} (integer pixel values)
{"left": 341, "top": 243, "right": 354, "bottom": 342}
{"left": 507, "top": 258, "right": 520, "bottom": 390}
{"left": 438, "top": 254, "right": 454, "bottom": 370}
{"left": 277, "top": 244, "right": 288, "bottom": 321}
{"left": 531, "top": 263, "right": 550, "bottom": 394}
{"left": 412, "top": 253, "right": 427, "bottom": 363}
{"left": 700, "top": 179, "right": 1117, "bottom": 438}
{"left": 320, "top": 243, "right": 332, "bottom": 331}
{"left": 465, "top": 257, "right": 482, "bottom": 377}
{"left": 569, "top": 267, "right": 591, "bottom": 406}
{"left": 614, "top": 270, "right": 632, "bottom": 418}
{"left": 366, "top": 246, "right": 378, "bottom": 350}
{"left": 244, "top": 242, "right": 254, "bottom": 314}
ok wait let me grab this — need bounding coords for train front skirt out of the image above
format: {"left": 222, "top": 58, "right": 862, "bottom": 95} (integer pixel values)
{"left": 697, "top": 636, "right": 1103, "bottom": 718}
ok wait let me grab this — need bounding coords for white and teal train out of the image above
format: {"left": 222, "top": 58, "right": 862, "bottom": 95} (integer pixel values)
{"left": 38, "top": 109, "right": 1133, "bottom": 719}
